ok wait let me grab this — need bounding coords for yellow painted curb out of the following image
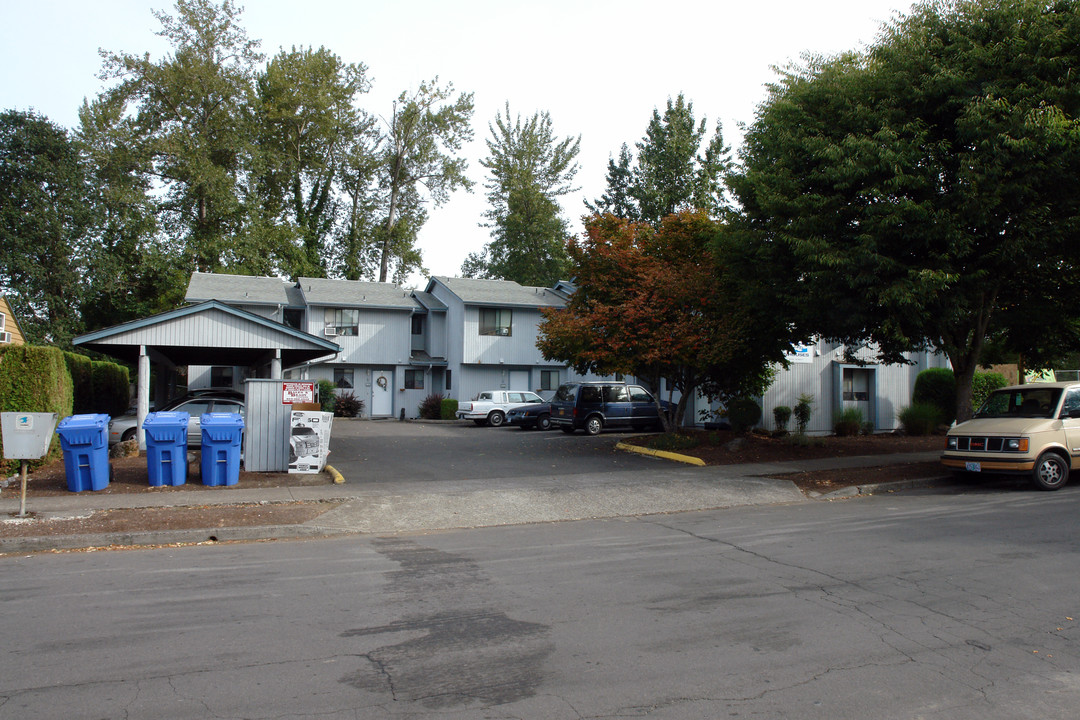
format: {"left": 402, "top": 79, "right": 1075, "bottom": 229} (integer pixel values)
{"left": 615, "top": 442, "right": 706, "bottom": 466}
{"left": 325, "top": 464, "right": 346, "bottom": 484}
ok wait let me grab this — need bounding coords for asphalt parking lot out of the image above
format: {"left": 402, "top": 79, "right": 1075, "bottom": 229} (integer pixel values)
{"left": 326, "top": 418, "right": 665, "bottom": 484}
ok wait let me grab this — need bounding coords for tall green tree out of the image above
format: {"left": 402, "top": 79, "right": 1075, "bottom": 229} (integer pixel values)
{"left": 462, "top": 104, "right": 580, "bottom": 286}
{"left": 77, "top": 96, "right": 186, "bottom": 328}
{"left": 587, "top": 94, "right": 732, "bottom": 224}
{"left": 0, "top": 110, "right": 93, "bottom": 345}
{"left": 372, "top": 78, "right": 474, "bottom": 283}
{"left": 98, "top": 0, "right": 263, "bottom": 273}
{"left": 730, "top": 0, "right": 1080, "bottom": 421}
{"left": 254, "top": 46, "right": 372, "bottom": 277}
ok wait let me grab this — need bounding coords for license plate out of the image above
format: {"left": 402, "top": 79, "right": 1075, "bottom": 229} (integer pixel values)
{"left": 966, "top": 461, "right": 981, "bottom": 473}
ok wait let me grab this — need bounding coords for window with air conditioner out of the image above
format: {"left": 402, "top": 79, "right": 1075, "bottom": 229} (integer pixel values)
{"left": 324, "top": 308, "right": 358, "bottom": 336}
{"left": 479, "top": 308, "right": 512, "bottom": 337}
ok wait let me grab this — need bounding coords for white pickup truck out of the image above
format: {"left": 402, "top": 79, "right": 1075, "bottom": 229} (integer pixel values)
{"left": 456, "top": 390, "right": 545, "bottom": 427}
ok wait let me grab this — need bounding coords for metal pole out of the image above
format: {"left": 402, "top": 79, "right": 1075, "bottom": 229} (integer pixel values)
{"left": 18, "top": 460, "right": 27, "bottom": 518}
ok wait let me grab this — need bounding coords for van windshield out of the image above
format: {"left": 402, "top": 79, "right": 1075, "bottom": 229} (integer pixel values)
{"left": 975, "top": 388, "right": 1062, "bottom": 419}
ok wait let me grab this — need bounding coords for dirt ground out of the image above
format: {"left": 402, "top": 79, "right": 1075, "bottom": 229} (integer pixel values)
{"left": 0, "top": 432, "right": 946, "bottom": 543}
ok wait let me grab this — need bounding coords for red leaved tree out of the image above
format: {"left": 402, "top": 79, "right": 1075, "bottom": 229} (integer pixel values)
{"left": 538, "top": 211, "right": 780, "bottom": 429}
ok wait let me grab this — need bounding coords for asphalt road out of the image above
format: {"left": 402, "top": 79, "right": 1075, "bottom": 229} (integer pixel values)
{"left": 327, "top": 417, "right": 665, "bottom": 483}
{"left": 2, "top": 483, "right": 1079, "bottom": 719}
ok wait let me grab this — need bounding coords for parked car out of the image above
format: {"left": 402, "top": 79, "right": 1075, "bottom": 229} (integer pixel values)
{"left": 549, "top": 382, "right": 671, "bottom": 435}
{"left": 941, "top": 382, "right": 1080, "bottom": 490}
{"left": 108, "top": 390, "right": 244, "bottom": 445}
{"left": 456, "top": 390, "right": 546, "bottom": 427}
{"left": 506, "top": 403, "right": 552, "bottom": 431}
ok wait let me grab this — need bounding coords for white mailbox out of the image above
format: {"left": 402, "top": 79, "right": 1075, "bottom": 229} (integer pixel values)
{"left": 1, "top": 412, "right": 59, "bottom": 460}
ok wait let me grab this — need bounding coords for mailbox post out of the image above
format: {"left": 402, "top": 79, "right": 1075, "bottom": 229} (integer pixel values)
{"left": 1, "top": 412, "right": 59, "bottom": 517}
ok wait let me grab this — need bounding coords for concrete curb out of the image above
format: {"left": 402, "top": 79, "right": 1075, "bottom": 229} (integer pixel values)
{"left": 615, "top": 442, "right": 706, "bottom": 466}
{"left": 0, "top": 524, "right": 352, "bottom": 554}
{"left": 815, "top": 475, "right": 953, "bottom": 500}
{"left": 325, "top": 465, "right": 345, "bottom": 484}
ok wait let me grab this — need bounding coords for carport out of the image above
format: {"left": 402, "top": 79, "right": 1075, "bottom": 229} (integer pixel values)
{"left": 73, "top": 300, "right": 340, "bottom": 448}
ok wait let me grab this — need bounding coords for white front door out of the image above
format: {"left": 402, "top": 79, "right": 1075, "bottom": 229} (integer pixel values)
{"left": 509, "top": 370, "right": 530, "bottom": 391}
{"left": 372, "top": 370, "right": 394, "bottom": 417}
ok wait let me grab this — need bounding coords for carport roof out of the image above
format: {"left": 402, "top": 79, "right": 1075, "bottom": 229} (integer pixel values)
{"left": 73, "top": 300, "right": 341, "bottom": 367}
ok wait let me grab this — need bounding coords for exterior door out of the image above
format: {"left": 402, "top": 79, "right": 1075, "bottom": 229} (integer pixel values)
{"left": 371, "top": 370, "right": 394, "bottom": 417}
{"left": 509, "top": 370, "right": 530, "bottom": 391}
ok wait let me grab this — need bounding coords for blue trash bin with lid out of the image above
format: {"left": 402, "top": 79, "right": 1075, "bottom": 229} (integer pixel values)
{"left": 143, "top": 411, "right": 190, "bottom": 486}
{"left": 55, "top": 414, "right": 111, "bottom": 492}
{"left": 200, "top": 413, "right": 244, "bottom": 486}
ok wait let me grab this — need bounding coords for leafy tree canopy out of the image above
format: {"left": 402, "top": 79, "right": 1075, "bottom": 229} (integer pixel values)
{"left": 730, "top": 0, "right": 1080, "bottom": 421}
{"left": 538, "top": 212, "right": 787, "bottom": 427}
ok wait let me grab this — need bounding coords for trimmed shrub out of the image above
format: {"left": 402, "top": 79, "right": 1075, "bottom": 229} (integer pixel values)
{"left": 417, "top": 393, "right": 444, "bottom": 420}
{"left": 728, "top": 397, "right": 762, "bottom": 434}
{"left": 897, "top": 402, "right": 941, "bottom": 436}
{"left": 772, "top": 405, "right": 792, "bottom": 434}
{"left": 0, "top": 345, "right": 74, "bottom": 473}
{"left": 794, "top": 393, "right": 815, "bottom": 434}
{"left": 833, "top": 407, "right": 864, "bottom": 436}
{"left": 334, "top": 391, "right": 363, "bottom": 418}
{"left": 972, "top": 370, "right": 1008, "bottom": 412}
{"left": 441, "top": 398, "right": 458, "bottom": 420}
{"left": 91, "top": 361, "right": 130, "bottom": 417}
{"left": 913, "top": 368, "right": 956, "bottom": 425}
{"left": 317, "top": 380, "right": 337, "bottom": 414}
{"left": 64, "top": 352, "right": 93, "bottom": 414}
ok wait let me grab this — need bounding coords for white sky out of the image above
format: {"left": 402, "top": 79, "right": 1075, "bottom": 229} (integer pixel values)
{"left": 2, "top": 0, "right": 914, "bottom": 287}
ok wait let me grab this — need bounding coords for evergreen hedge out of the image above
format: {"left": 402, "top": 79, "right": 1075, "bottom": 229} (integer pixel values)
{"left": 0, "top": 345, "right": 74, "bottom": 473}
{"left": 91, "top": 361, "right": 131, "bottom": 417}
{"left": 64, "top": 352, "right": 93, "bottom": 414}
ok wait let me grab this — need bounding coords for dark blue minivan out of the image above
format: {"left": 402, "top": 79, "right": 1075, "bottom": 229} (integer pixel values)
{"left": 549, "top": 382, "right": 669, "bottom": 435}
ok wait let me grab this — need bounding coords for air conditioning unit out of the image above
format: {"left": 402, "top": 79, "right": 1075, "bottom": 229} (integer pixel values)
{"left": 497, "top": 327, "right": 509, "bottom": 336}
{"left": 0, "top": 332, "right": 10, "bottom": 344}
{"left": 324, "top": 327, "right": 338, "bottom": 336}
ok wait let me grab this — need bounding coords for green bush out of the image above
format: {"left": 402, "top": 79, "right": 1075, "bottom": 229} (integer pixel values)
{"left": 333, "top": 391, "right": 363, "bottom": 418}
{"left": 772, "top": 405, "right": 792, "bottom": 434}
{"left": 794, "top": 393, "right": 815, "bottom": 434}
{"left": 833, "top": 407, "right": 864, "bottom": 436}
{"left": 317, "top": 380, "right": 337, "bottom": 414}
{"left": 64, "top": 352, "right": 93, "bottom": 414}
{"left": 971, "top": 370, "right": 1008, "bottom": 412}
{"left": 0, "top": 345, "right": 74, "bottom": 474}
{"left": 913, "top": 368, "right": 955, "bottom": 425}
{"left": 728, "top": 397, "right": 762, "bottom": 434}
{"left": 417, "top": 393, "right": 444, "bottom": 420}
{"left": 441, "top": 398, "right": 458, "bottom": 420}
{"left": 897, "top": 402, "right": 942, "bottom": 436}
{"left": 91, "top": 361, "right": 130, "bottom": 417}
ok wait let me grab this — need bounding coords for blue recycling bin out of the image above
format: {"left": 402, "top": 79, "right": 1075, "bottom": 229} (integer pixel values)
{"left": 200, "top": 413, "right": 244, "bottom": 486}
{"left": 143, "top": 411, "right": 190, "bottom": 487}
{"left": 55, "top": 414, "right": 111, "bottom": 492}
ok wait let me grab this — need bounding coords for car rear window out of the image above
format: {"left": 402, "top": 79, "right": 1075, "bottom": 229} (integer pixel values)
{"left": 554, "top": 384, "right": 578, "bottom": 402}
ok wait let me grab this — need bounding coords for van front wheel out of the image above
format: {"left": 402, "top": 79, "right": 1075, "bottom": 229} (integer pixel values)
{"left": 1033, "top": 451, "right": 1069, "bottom": 490}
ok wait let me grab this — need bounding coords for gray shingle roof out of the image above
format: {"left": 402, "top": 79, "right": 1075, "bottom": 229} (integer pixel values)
{"left": 412, "top": 291, "right": 447, "bottom": 312}
{"left": 297, "top": 277, "right": 417, "bottom": 310}
{"left": 431, "top": 276, "right": 567, "bottom": 308}
{"left": 185, "top": 272, "right": 294, "bottom": 306}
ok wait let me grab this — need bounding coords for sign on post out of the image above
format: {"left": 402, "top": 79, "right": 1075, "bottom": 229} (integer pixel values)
{"left": 1, "top": 412, "right": 58, "bottom": 460}
{"left": 282, "top": 381, "right": 316, "bottom": 405}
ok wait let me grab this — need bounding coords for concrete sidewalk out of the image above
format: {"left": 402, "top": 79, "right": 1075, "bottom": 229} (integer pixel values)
{"left": 0, "top": 451, "right": 946, "bottom": 553}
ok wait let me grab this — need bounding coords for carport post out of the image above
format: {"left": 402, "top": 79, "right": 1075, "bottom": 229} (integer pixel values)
{"left": 137, "top": 345, "right": 150, "bottom": 450}
{"left": 272, "top": 349, "right": 282, "bottom": 378}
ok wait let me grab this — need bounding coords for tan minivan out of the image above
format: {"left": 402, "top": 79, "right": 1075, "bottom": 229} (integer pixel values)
{"left": 941, "top": 382, "right": 1080, "bottom": 490}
